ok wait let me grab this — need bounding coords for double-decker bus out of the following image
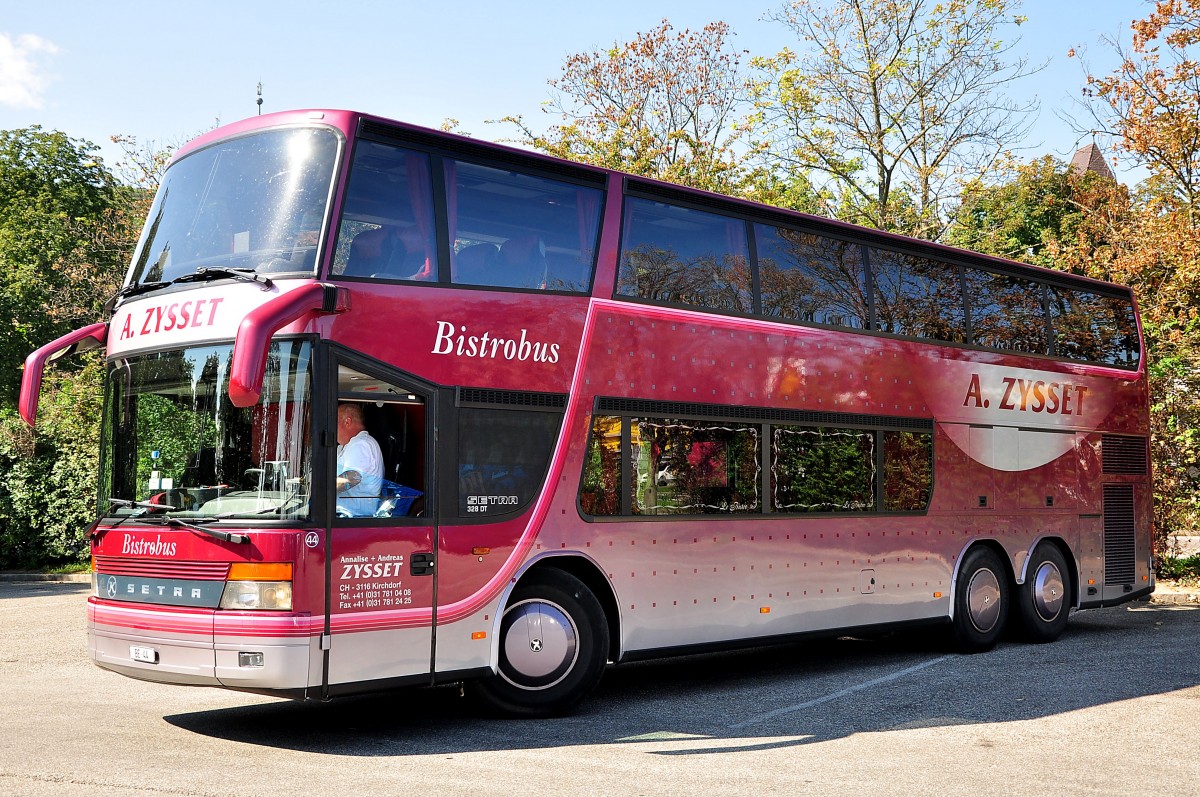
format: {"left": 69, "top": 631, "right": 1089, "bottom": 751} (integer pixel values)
{"left": 20, "top": 109, "right": 1152, "bottom": 716}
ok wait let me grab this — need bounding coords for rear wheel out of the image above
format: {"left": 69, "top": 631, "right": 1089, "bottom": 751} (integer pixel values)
{"left": 1014, "top": 542, "right": 1071, "bottom": 643}
{"left": 471, "top": 569, "right": 609, "bottom": 717}
{"left": 952, "top": 546, "right": 1009, "bottom": 652}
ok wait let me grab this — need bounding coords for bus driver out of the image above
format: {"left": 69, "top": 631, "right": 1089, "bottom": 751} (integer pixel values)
{"left": 335, "top": 402, "right": 383, "bottom": 517}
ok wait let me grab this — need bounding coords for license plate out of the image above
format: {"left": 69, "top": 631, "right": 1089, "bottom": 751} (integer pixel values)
{"left": 130, "top": 645, "right": 159, "bottom": 664}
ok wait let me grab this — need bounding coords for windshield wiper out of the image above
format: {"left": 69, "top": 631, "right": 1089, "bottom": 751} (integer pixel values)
{"left": 172, "top": 267, "right": 273, "bottom": 290}
{"left": 104, "top": 267, "right": 274, "bottom": 312}
{"left": 108, "top": 497, "right": 178, "bottom": 512}
{"left": 163, "top": 516, "right": 250, "bottom": 545}
{"left": 103, "top": 281, "right": 173, "bottom": 312}
{"left": 89, "top": 497, "right": 178, "bottom": 537}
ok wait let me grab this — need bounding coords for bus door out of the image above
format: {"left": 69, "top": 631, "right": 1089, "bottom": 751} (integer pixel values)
{"left": 323, "top": 357, "right": 436, "bottom": 693}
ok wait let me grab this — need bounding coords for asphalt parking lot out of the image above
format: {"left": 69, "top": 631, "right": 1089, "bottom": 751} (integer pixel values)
{"left": 2, "top": 581, "right": 1199, "bottom": 796}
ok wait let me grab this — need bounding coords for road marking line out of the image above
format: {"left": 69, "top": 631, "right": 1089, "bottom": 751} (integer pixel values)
{"left": 728, "top": 655, "right": 954, "bottom": 730}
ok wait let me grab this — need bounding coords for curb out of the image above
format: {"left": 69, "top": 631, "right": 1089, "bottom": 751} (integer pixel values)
{"left": 0, "top": 572, "right": 91, "bottom": 584}
{"left": 1149, "top": 592, "right": 1200, "bottom": 606}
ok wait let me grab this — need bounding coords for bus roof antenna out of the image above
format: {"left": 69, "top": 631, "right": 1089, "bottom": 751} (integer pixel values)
{"left": 256, "top": 82, "right": 263, "bottom": 115}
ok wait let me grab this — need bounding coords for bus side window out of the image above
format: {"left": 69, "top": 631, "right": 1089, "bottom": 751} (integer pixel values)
{"left": 753, "top": 224, "right": 868, "bottom": 328}
{"left": 332, "top": 142, "right": 437, "bottom": 281}
{"left": 1049, "top": 287, "right": 1141, "bottom": 367}
{"left": 966, "top": 270, "right": 1050, "bottom": 354}
{"left": 457, "top": 407, "right": 563, "bottom": 518}
{"left": 870, "top": 248, "right": 966, "bottom": 342}
{"left": 617, "top": 198, "right": 752, "bottom": 313}
{"left": 447, "top": 160, "right": 601, "bottom": 293}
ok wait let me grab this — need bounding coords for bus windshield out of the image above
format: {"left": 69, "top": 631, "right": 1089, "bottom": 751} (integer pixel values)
{"left": 127, "top": 127, "right": 340, "bottom": 285}
{"left": 100, "top": 340, "right": 313, "bottom": 522}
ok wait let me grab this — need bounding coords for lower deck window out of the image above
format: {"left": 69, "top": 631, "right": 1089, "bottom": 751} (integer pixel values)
{"left": 632, "top": 419, "right": 760, "bottom": 515}
{"left": 772, "top": 427, "right": 874, "bottom": 512}
{"left": 458, "top": 407, "right": 562, "bottom": 517}
{"left": 581, "top": 410, "right": 932, "bottom": 518}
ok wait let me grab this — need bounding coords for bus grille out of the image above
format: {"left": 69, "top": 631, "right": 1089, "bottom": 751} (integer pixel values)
{"left": 457, "top": 388, "right": 567, "bottom": 411}
{"left": 1103, "top": 484, "right": 1137, "bottom": 586}
{"left": 1102, "top": 435, "right": 1148, "bottom": 475}
{"left": 93, "top": 556, "right": 231, "bottom": 581}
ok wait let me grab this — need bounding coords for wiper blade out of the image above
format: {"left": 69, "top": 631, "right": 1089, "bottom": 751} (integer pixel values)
{"left": 90, "top": 497, "right": 177, "bottom": 537}
{"left": 108, "top": 497, "right": 178, "bottom": 511}
{"left": 103, "top": 267, "right": 273, "bottom": 312}
{"left": 103, "top": 281, "right": 173, "bottom": 312}
{"left": 172, "top": 267, "right": 273, "bottom": 290}
{"left": 164, "top": 516, "right": 250, "bottom": 545}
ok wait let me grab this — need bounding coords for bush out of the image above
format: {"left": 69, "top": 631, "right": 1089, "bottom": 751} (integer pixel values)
{"left": 0, "top": 355, "right": 102, "bottom": 569}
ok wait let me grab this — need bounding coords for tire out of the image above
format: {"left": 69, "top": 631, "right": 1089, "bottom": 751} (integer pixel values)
{"left": 952, "top": 546, "right": 1009, "bottom": 653}
{"left": 471, "top": 569, "right": 609, "bottom": 717}
{"left": 1014, "top": 542, "right": 1071, "bottom": 643}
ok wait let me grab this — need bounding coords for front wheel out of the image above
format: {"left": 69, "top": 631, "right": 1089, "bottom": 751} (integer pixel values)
{"left": 1014, "top": 542, "right": 1071, "bottom": 643}
{"left": 952, "top": 546, "right": 1009, "bottom": 653}
{"left": 471, "top": 569, "right": 609, "bottom": 717}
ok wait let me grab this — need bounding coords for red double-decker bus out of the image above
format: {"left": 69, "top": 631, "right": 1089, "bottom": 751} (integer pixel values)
{"left": 21, "top": 109, "right": 1151, "bottom": 716}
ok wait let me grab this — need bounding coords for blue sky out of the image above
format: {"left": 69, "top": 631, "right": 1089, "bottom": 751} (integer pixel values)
{"left": 0, "top": 1, "right": 1151, "bottom": 181}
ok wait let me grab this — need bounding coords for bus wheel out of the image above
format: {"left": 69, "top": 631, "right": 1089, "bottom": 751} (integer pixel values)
{"left": 472, "top": 569, "right": 609, "bottom": 717}
{"left": 952, "top": 546, "right": 1009, "bottom": 653}
{"left": 1014, "top": 542, "right": 1071, "bottom": 643}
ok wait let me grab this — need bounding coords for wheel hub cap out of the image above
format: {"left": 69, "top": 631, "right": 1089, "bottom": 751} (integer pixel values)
{"left": 967, "top": 567, "right": 1002, "bottom": 633}
{"left": 1032, "top": 561, "right": 1065, "bottom": 622}
{"left": 499, "top": 600, "right": 578, "bottom": 690}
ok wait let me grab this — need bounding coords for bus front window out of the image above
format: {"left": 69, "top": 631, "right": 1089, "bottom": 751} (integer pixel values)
{"left": 127, "top": 127, "right": 340, "bottom": 285}
{"left": 100, "top": 341, "right": 313, "bottom": 522}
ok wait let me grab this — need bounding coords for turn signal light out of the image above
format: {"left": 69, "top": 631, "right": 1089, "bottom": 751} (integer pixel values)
{"left": 228, "top": 562, "right": 293, "bottom": 581}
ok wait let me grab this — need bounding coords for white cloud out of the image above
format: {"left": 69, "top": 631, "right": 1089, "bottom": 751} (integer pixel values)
{"left": 0, "top": 33, "right": 60, "bottom": 109}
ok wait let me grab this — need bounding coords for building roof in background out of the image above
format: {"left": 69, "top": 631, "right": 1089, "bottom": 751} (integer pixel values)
{"left": 1070, "top": 143, "right": 1115, "bottom": 180}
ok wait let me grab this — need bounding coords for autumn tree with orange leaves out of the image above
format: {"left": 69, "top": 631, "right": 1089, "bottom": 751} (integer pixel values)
{"left": 956, "top": 1, "right": 1200, "bottom": 544}
{"left": 1074, "top": 0, "right": 1200, "bottom": 543}
{"left": 503, "top": 20, "right": 760, "bottom": 195}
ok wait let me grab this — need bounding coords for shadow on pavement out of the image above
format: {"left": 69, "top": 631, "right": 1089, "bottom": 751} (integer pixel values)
{"left": 163, "top": 603, "right": 1200, "bottom": 756}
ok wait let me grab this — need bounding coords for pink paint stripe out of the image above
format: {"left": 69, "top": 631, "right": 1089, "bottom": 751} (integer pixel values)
{"left": 435, "top": 299, "right": 603, "bottom": 625}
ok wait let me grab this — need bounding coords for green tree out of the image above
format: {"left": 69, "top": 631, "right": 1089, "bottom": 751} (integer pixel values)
{"left": 753, "top": 0, "right": 1037, "bottom": 237}
{"left": 0, "top": 128, "right": 144, "bottom": 568}
{"left": 947, "top": 156, "right": 1097, "bottom": 268}
{"left": 0, "top": 127, "right": 126, "bottom": 403}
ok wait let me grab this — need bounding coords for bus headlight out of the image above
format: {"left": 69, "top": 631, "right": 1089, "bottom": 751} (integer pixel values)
{"left": 219, "top": 563, "right": 293, "bottom": 611}
{"left": 220, "top": 580, "right": 293, "bottom": 610}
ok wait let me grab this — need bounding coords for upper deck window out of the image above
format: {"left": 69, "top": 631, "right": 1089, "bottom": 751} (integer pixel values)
{"left": 870, "top": 248, "right": 966, "bottom": 342}
{"left": 966, "top": 270, "right": 1049, "bottom": 354}
{"left": 332, "top": 142, "right": 437, "bottom": 281}
{"left": 128, "top": 127, "right": 339, "bottom": 285}
{"left": 618, "top": 198, "right": 752, "bottom": 312}
{"left": 754, "top": 225, "right": 867, "bottom": 328}
{"left": 447, "top": 160, "right": 601, "bottom": 292}
{"left": 1049, "top": 287, "right": 1141, "bottom": 368}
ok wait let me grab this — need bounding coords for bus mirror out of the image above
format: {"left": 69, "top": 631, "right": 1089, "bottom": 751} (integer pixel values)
{"left": 19, "top": 322, "right": 108, "bottom": 427}
{"left": 228, "top": 283, "right": 348, "bottom": 408}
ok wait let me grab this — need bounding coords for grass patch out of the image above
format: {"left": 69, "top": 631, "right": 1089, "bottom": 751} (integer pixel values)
{"left": 46, "top": 562, "right": 90, "bottom": 575}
